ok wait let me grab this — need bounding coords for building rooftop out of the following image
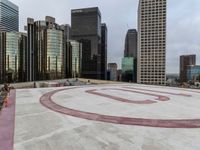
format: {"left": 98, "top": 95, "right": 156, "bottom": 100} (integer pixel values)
{"left": 71, "top": 7, "right": 101, "bottom": 17}
{"left": 1, "top": 82, "right": 200, "bottom": 149}
{"left": 0, "top": 0, "right": 18, "bottom": 11}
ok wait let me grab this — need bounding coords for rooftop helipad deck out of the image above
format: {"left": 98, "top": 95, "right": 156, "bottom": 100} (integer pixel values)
{"left": 1, "top": 83, "right": 200, "bottom": 150}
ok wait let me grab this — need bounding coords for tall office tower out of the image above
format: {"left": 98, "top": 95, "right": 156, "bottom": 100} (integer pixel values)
{"left": 26, "top": 18, "right": 35, "bottom": 81}
{"left": 0, "top": 32, "right": 24, "bottom": 83}
{"left": 66, "top": 40, "right": 82, "bottom": 78}
{"left": 27, "top": 16, "right": 64, "bottom": 81}
{"left": 101, "top": 23, "right": 107, "bottom": 80}
{"left": 71, "top": 7, "right": 102, "bottom": 79}
{"left": 124, "top": 29, "right": 137, "bottom": 58}
{"left": 137, "top": 0, "right": 167, "bottom": 85}
{"left": 0, "top": 32, "right": 6, "bottom": 83}
{"left": 60, "top": 24, "right": 71, "bottom": 40}
{"left": 123, "top": 29, "right": 137, "bottom": 82}
{"left": 60, "top": 24, "right": 71, "bottom": 78}
{"left": 0, "top": 0, "right": 19, "bottom": 31}
{"left": 122, "top": 57, "right": 136, "bottom": 82}
{"left": 108, "top": 63, "right": 117, "bottom": 81}
{"left": 180, "top": 55, "right": 196, "bottom": 82}
{"left": 18, "top": 33, "right": 27, "bottom": 82}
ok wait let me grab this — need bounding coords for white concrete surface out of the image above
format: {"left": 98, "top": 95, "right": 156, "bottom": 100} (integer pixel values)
{"left": 14, "top": 84, "right": 200, "bottom": 150}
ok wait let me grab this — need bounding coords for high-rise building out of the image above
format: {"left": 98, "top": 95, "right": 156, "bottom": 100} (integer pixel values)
{"left": 137, "top": 0, "right": 167, "bottom": 85}
{"left": 0, "top": 32, "right": 26, "bottom": 83}
{"left": 60, "top": 24, "right": 71, "bottom": 40}
{"left": 66, "top": 40, "right": 82, "bottom": 78}
{"left": 18, "top": 33, "right": 27, "bottom": 82}
{"left": 108, "top": 63, "right": 117, "bottom": 81}
{"left": 187, "top": 65, "right": 200, "bottom": 82}
{"left": 27, "top": 16, "right": 64, "bottom": 81}
{"left": 71, "top": 7, "right": 102, "bottom": 79}
{"left": 180, "top": 55, "right": 196, "bottom": 82}
{"left": 60, "top": 24, "right": 71, "bottom": 78}
{"left": 101, "top": 23, "right": 107, "bottom": 80}
{"left": 0, "top": 0, "right": 19, "bottom": 32}
{"left": 122, "top": 57, "right": 136, "bottom": 82}
{"left": 123, "top": 29, "right": 137, "bottom": 82}
{"left": 124, "top": 29, "right": 137, "bottom": 58}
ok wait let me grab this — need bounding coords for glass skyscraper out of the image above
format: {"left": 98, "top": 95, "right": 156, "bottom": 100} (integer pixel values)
{"left": 101, "top": 23, "right": 107, "bottom": 80}
{"left": 124, "top": 29, "right": 137, "bottom": 58}
{"left": 71, "top": 7, "right": 102, "bottom": 79}
{"left": 66, "top": 40, "right": 82, "bottom": 78}
{"left": 0, "top": 0, "right": 19, "bottom": 32}
{"left": 122, "top": 57, "right": 136, "bottom": 82}
{"left": 27, "top": 16, "right": 65, "bottom": 81}
{"left": 0, "top": 32, "right": 26, "bottom": 83}
{"left": 46, "top": 29, "right": 63, "bottom": 79}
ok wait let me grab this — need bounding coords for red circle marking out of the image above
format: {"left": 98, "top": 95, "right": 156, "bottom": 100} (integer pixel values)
{"left": 86, "top": 89, "right": 157, "bottom": 104}
{"left": 40, "top": 88, "right": 200, "bottom": 128}
{"left": 97, "top": 88, "right": 170, "bottom": 101}
{"left": 123, "top": 87, "right": 192, "bottom": 97}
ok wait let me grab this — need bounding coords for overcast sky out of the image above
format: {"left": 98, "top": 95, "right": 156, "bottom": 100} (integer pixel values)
{"left": 11, "top": 0, "right": 200, "bottom": 74}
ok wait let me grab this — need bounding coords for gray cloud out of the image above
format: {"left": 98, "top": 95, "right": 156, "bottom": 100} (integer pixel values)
{"left": 11, "top": 0, "right": 200, "bottom": 73}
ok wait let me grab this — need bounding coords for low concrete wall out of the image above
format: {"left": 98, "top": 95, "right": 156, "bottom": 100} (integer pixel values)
{"left": 78, "top": 78, "right": 120, "bottom": 84}
{"left": 0, "top": 78, "right": 121, "bottom": 89}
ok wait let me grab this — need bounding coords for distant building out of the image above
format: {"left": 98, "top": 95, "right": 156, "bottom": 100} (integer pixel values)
{"left": 18, "top": 33, "right": 27, "bottom": 82}
{"left": 180, "top": 55, "right": 196, "bottom": 82}
{"left": 27, "top": 16, "right": 65, "bottom": 81}
{"left": 101, "top": 23, "right": 107, "bottom": 80}
{"left": 117, "top": 69, "right": 122, "bottom": 81}
{"left": 0, "top": 0, "right": 19, "bottom": 32}
{"left": 60, "top": 24, "right": 71, "bottom": 78}
{"left": 107, "top": 70, "right": 111, "bottom": 80}
{"left": 187, "top": 65, "right": 200, "bottom": 82}
{"left": 122, "top": 29, "right": 137, "bottom": 82}
{"left": 122, "top": 57, "right": 136, "bottom": 82}
{"left": 66, "top": 40, "right": 82, "bottom": 78}
{"left": 60, "top": 24, "right": 71, "bottom": 40}
{"left": 108, "top": 63, "right": 117, "bottom": 81}
{"left": 124, "top": 29, "right": 137, "bottom": 58}
{"left": 71, "top": 7, "right": 102, "bottom": 79}
{"left": 0, "top": 32, "right": 26, "bottom": 83}
{"left": 137, "top": 0, "right": 167, "bottom": 85}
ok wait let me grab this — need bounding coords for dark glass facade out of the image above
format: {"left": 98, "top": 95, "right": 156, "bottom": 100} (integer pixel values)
{"left": 124, "top": 29, "right": 137, "bottom": 58}
{"left": 180, "top": 55, "right": 196, "bottom": 82}
{"left": 71, "top": 7, "right": 102, "bottom": 79}
{"left": 101, "top": 23, "right": 107, "bottom": 80}
{"left": 122, "top": 57, "right": 137, "bottom": 82}
{"left": 19, "top": 33, "right": 27, "bottom": 82}
{"left": 123, "top": 29, "right": 137, "bottom": 82}
{"left": 0, "top": 32, "right": 26, "bottom": 83}
{"left": 0, "top": 0, "right": 19, "bottom": 32}
{"left": 27, "top": 16, "right": 65, "bottom": 81}
{"left": 60, "top": 24, "right": 71, "bottom": 78}
{"left": 66, "top": 40, "right": 82, "bottom": 78}
{"left": 187, "top": 65, "right": 200, "bottom": 81}
{"left": 0, "top": 32, "right": 6, "bottom": 83}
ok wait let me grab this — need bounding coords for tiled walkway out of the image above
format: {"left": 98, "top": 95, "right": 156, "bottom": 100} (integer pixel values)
{"left": 0, "top": 90, "right": 16, "bottom": 150}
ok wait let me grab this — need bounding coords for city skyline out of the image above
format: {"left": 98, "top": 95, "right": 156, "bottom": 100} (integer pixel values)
{"left": 8, "top": 0, "right": 200, "bottom": 73}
